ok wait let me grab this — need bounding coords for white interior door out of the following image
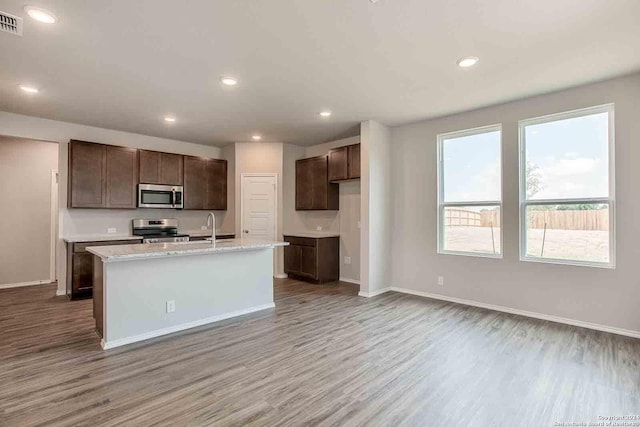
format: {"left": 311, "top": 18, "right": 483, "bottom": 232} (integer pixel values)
{"left": 242, "top": 175, "right": 277, "bottom": 240}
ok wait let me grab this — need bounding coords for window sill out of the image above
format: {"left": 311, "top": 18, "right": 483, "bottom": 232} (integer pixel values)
{"left": 520, "top": 255, "right": 615, "bottom": 269}
{"left": 438, "top": 250, "right": 503, "bottom": 260}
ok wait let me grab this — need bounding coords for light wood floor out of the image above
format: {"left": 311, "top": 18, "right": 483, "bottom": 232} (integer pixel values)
{"left": 1, "top": 279, "right": 639, "bottom": 426}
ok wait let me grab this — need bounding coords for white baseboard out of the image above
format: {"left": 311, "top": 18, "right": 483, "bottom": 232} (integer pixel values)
{"left": 274, "top": 273, "right": 288, "bottom": 279}
{"left": 101, "top": 302, "right": 276, "bottom": 350}
{"left": 390, "top": 286, "right": 640, "bottom": 340}
{"left": 56, "top": 289, "right": 67, "bottom": 296}
{"left": 358, "top": 287, "right": 391, "bottom": 298}
{"left": 339, "top": 277, "right": 360, "bottom": 285}
{"left": 0, "top": 279, "right": 54, "bottom": 289}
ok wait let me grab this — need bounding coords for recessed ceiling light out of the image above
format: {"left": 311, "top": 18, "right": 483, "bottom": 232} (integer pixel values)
{"left": 221, "top": 76, "right": 238, "bottom": 86}
{"left": 457, "top": 56, "right": 479, "bottom": 68}
{"left": 252, "top": 135, "right": 262, "bottom": 141}
{"left": 19, "top": 85, "right": 39, "bottom": 94}
{"left": 24, "top": 6, "right": 57, "bottom": 24}
{"left": 164, "top": 116, "right": 176, "bottom": 123}
{"left": 319, "top": 111, "right": 332, "bottom": 117}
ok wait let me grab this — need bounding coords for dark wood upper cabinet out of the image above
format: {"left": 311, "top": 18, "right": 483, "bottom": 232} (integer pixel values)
{"left": 69, "top": 140, "right": 137, "bottom": 209}
{"left": 328, "top": 146, "right": 348, "bottom": 181}
{"left": 105, "top": 146, "right": 138, "bottom": 208}
{"left": 68, "top": 140, "right": 107, "bottom": 208}
{"left": 348, "top": 144, "right": 360, "bottom": 179}
{"left": 206, "top": 159, "right": 227, "bottom": 210}
{"left": 184, "top": 156, "right": 228, "bottom": 210}
{"left": 328, "top": 143, "right": 360, "bottom": 182}
{"left": 183, "top": 156, "right": 207, "bottom": 209}
{"left": 295, "top": 155, "right": 339, "bottom": 210}
{"left": 296, "top": 158, "right": 313, "bottom": 210}
{"left": 139, "top": 150, "right": 183, "bottom": 185}
{"left": 69, "top": 140, "right": 226, "bottom": 210}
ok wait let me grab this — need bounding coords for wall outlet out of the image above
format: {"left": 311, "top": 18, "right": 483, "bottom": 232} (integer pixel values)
{"left": 344, "top": 256, "right": 351, "bottom": 265}
{"left": 200, "top": 225, "right": 207, "bottom": 230}
{"left": 107, "top": 228, "right": 116, "bottom": 234}
{"left": 316, "top": 226, "right": 322, "bottom": 231}
{"left": 166, "top": 300, "right": 176, "bottom": 313}
{"left": 437, "top": 276, "right": 444, "bottom": 286}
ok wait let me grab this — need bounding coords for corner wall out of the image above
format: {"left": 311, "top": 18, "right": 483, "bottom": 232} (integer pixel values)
{"left": 389, "top": 72, "right": 640, "bottom": 335}
{"left": 360, "top": 121, "right": 392, "bottom": 295}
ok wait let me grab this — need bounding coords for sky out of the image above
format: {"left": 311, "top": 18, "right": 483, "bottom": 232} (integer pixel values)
{"left": 442, "top": 130, "right": 501, "bottom": 203}
{"left": 525, "top": 111, "right": 609, "bottom": 200}
{"left": 442, "top": 111, "right": 609, "bottom": 204}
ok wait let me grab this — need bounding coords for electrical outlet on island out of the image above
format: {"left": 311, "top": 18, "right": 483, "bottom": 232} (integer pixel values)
{"left": 316, "top": 226, "right": 322, "bottom": 231}
{"left": 107, "top": 228, "right": 116, "bottom": 234}
{"left": 437, "top": 276, "right": 444, "bottom": 286}
{"left": 201, "top": 225, "right": 207, "bottom": 230}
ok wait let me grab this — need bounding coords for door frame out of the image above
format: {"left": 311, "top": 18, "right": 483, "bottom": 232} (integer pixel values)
{"left": 240, "top": 173, "right": 278, "bottom": 240}
{"left": 50, "top": 170, "right": 59, "bottom": 282}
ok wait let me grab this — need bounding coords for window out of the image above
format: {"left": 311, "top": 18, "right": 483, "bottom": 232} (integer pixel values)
{"left": 437, "top": 125, "right": 502, "bottom": 257}
{"left": 519, "top": 104, "right": 614, "bottom": 268}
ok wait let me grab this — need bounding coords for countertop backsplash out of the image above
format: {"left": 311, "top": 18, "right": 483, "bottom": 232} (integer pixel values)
{"left": 62, "top": 208, "right": 233, "bottom": 237}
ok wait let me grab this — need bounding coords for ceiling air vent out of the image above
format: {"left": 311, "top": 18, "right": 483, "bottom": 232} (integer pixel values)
{"left": 0, "top": 11, "right": 23, "bottom": 36}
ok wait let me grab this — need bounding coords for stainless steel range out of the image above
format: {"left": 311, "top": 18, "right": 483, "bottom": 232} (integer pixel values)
{"left": 132, "top": 219, "right": 189, "bottom": 243}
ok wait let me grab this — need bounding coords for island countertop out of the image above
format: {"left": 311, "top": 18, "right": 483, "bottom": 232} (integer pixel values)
{"left": 87, "top": 238, "right": 288, "bottom": 262}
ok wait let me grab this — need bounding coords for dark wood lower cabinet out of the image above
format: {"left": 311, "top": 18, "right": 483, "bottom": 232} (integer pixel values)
{"left": 283, "top": 235, "right": 339, "bottom": 284}
{"left": 66, "top": 239, "right": 142, "bottom": 300}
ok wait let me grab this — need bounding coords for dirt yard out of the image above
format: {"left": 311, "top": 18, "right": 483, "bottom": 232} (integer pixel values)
{"left": 444, "top": 226, "right": 609, "bottom": 262}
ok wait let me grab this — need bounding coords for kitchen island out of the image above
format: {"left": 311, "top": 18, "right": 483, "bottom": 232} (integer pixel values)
{"left": 88, "top": 238, "right": 287, "bottom": 349}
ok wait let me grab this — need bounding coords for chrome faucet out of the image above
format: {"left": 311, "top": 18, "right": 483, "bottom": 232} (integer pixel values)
{"left": 206, "top": 212, "right": 216, "bottom": 247}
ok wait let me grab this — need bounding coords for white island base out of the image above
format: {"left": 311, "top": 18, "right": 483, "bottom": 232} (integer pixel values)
{"left": 90, "top": 240, "right": 285, "bottom": 350}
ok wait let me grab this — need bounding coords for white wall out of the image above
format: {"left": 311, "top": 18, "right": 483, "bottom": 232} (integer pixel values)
{"left": 0, "top": 136, "right": 58, "bottom": 286}
{"left": 234, "top": 142, "right": 285, "bottom": 276}
{"left": 0, "top": 111, "right": 225, "bottom": 295}
{"left": 360, "top": 121, "right": 392, "bottom": 295}
{"left": 219, "top": 144, "right": 236, "bottom": 234}
{"left": 389, "top": 72, "right": 640, "bottom": 334}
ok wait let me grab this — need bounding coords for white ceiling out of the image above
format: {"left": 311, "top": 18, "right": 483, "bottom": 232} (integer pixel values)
{"left": 0, "top": 0, "right": 639, "bottom": 147}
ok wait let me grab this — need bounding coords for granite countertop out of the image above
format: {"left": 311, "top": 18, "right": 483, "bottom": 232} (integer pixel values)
{"left": 283, "top": 231, "right": 340, "bottom": 238}
{"left": 63, "top": 234, "right": 143, "bottom": 243}
{"left": 87, "top": 238, "right": 288, "bottom": 262}
{"left": 64, "top": 230, "right": 233, "bottom": 243}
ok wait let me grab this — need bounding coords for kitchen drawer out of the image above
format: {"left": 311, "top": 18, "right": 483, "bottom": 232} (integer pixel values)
{"left": 283, "top": 236, "right": 317, "bottom": 247}
{"left": 73, "top": 239, "right": 141, "bottom": 253}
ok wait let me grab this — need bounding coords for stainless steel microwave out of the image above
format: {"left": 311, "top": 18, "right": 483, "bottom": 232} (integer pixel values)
{"left": 137, "top": 184, "right": 184, "bottom": 209}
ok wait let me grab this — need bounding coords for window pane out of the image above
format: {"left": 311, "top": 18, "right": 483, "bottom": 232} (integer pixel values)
{"left": 442, "top": 206, "right": 501, "bottom": 255}
{"left": 525, "top": 204, "right": 609, "bottom": 263}
{"left": 442, "top": 130, "right": 501, "bottom": 202}
{"left": 524, "top": 111, "right": 609, "bottom": 200}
